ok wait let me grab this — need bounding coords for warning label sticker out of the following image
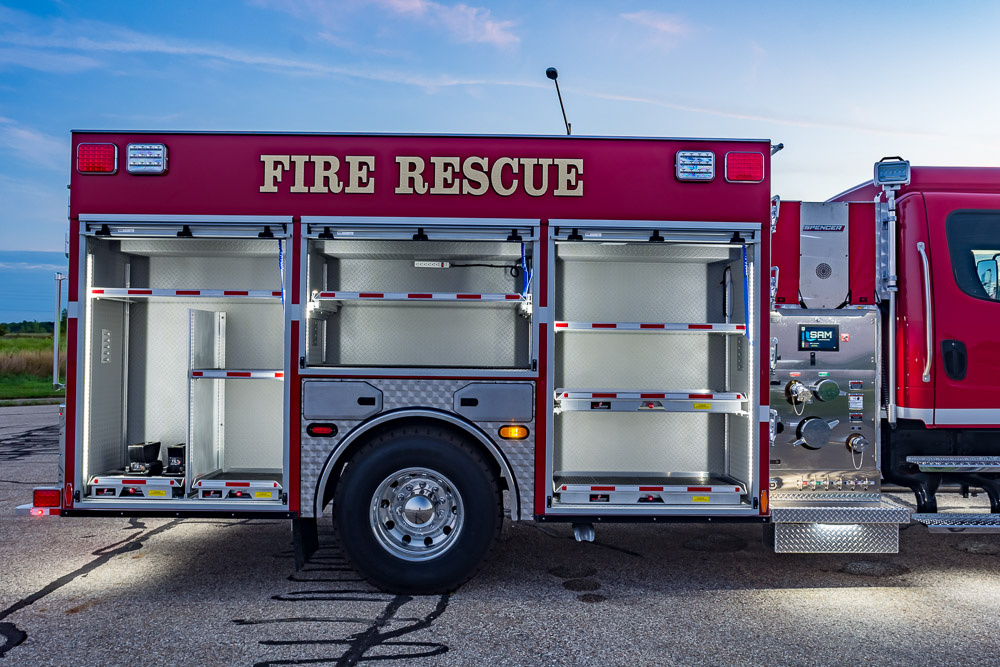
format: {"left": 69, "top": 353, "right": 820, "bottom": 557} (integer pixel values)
{"left": 849, "top": 394, "right": 863, "bottom": 410}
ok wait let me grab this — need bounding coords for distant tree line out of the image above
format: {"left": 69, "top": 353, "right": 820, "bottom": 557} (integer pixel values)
{"left": 0, "top": 310, "right": 67, "bottom": 336}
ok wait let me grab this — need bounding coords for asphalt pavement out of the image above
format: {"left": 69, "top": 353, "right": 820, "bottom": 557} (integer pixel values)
{"left": 2, "top": 404, "right": 999, "bottom": 665}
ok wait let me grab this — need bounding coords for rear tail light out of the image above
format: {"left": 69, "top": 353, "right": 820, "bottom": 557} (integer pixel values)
{"left": 76, "top": 143, "right": 118, "bottom": 174}
{"left": 33, "top": 488, "right": 61, "bottom": 507}
{"left": 725, "top": 152, "right": 764, "bottom": 183}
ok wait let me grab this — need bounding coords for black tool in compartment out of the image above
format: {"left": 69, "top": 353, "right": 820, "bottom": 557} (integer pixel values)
{"left": 127, "top": 441, "right": 163, "bottom": 476}
{"left": 165, "top": 444, "right": 186, "bottom": 476}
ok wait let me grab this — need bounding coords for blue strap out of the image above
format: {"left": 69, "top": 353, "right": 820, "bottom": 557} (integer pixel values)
{"left": 742, "top": 244, "right": 751, "bottom": 345}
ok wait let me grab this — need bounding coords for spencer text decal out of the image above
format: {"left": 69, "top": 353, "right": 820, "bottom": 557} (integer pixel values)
{"left": 259, "top": 154, "right": 583, "bottom": 197}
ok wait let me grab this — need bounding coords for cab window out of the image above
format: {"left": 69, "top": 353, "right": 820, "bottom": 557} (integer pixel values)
{"left": 945, "top": 211, "right": 1000, "bottom": 302}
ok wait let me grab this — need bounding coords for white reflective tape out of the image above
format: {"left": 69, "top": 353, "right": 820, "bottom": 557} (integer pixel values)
{"left": 934, "top": 408, "right": 1000, "bottom": 426}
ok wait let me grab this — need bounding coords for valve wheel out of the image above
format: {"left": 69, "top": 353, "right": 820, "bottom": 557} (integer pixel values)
{"left": 370, "top": 467, "right": 465, "bottom": 561}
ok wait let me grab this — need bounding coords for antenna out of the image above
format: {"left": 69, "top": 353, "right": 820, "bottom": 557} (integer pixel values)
{"left": 545, "top": 67, "right": 571, "bottom": 135}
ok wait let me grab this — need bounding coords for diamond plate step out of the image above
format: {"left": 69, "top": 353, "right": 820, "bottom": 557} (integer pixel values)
{"left": 906, "top": 456, "right": 1000, "bottom": 473}
{"left": 912, "top": 513, "right": 1000, "bottom": 533}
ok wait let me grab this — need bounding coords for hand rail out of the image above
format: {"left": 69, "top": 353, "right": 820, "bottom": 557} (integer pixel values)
{"left": 916, "top": 242, "right": 933, "bottom": 383}
{"left": 52, "top": 272, "right": 66, "bottom": 390}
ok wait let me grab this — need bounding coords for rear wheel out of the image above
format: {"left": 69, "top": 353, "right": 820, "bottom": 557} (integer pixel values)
{"left": 333, "top": 424, "right": 502, "bottom": 593}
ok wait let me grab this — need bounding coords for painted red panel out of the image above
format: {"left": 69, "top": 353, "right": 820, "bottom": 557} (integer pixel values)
{"left": 771, "top": 201, "right": 800, "bottom": 305}
{"left": 895, "top": 194, "right": 934, "bottom": 413}
{"left": 70, "top": 133, "right": 770, "bottom": 224}
{"left": 289, "top": 320, "right": 301, "bottom": 514}
{"left": 848, "top": 202, "right": 876, "bottom": 305}
{"left": 534, "top": 320, "right": 548, "bottom": 517}
{"left": 830, "top": 166, "right": 1000, "bottom": 203}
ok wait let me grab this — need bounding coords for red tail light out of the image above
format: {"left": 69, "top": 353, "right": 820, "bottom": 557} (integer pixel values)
{"left": 77, "top": 143, "right": 118, "bottom": 174}
{"left": 33, "top": 488, "right": 61, "bottom": 508}
{"left": 725, "top": 152, "right": 764, "bottom": 183}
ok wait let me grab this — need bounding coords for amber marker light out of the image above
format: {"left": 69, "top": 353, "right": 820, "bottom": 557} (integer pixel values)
{"left": 499, "top": 425, "right": 529, "bottom": 440}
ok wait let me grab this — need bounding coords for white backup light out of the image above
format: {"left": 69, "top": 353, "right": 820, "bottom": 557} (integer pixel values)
{"left": 675, "top": 151, "right": 715, "bottom": 181}
{"left": 126, "top": 143, "right": 168, "bottom": 174}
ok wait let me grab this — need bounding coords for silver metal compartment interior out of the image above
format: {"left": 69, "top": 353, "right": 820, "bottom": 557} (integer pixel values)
{"left": 553, "top": 240, "right": 755, "bottom": 493}
{"left": 82, "top": 236, "right": 285, "bottom": 497}
{"left": 307, "top": 239, "right": 532, "bottom": 368}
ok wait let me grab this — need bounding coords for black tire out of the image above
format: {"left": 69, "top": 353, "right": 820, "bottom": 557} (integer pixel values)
{"left": 333, "top": 424, "right": 502, "bottom": 594}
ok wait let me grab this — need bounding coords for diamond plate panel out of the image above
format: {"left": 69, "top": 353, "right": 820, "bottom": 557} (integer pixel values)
{"left": 556, "top": 244, "right": 737, "bottom": 263}
{"left": 318, "top": 239, "right": 523, "bottom": 261}
{"left": 223, "top": 379, "right": 283, "bottom": 470}
{"left": 771, "top": 492, "right": 882, "bottom": 503}
{"left": 912, "top": 513, "right": 1000, "bottom": 533}
{"left": 148, "top": 256, "right": 281, "bottom": 291}
{"left": 299, "top": 379, "right": 536, "bottom": 520}
{"left": 119, "top": 238, "right": 279, "bottom": 257}
{"left": 86, "top": 298, "right": 126, "bottom": 479}
{"left": 774, "top": 522, "right": 900, "bottom": 553}
{"left": 771, "top": 503, "right": 910, "bottom": 524}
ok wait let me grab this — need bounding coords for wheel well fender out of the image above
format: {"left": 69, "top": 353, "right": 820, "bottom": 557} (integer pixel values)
{"left": 313, "top": 409, "right": 520, "bottom": 520}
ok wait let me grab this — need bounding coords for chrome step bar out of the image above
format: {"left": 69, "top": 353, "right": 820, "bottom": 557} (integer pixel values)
{"left": 912, "top": 513, "right": 1000, "bottom": 533}
{"left": 906, "top": 456, "right": 1000, "bottom": 473}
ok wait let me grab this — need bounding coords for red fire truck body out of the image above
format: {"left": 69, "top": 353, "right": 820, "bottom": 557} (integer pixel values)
{"left": 17, "top": 131, "right": 1000, "bottom": 593}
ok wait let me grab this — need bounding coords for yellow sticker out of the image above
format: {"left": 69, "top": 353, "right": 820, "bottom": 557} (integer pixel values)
{"left": 148, "top": 489, "right": 166, "bottom": 497}
{"left": 254, "top": 491, "right": 273, "bottom": 499}
{"left": 693, "top": 403, "right": 711, "bottom": 410}
{"left": 692, "top": 495, "right": 710, "bottom": 502}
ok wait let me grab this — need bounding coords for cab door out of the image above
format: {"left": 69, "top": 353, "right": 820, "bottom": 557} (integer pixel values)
{"left": 924, "top": 193, "right": 1000, "bottom": 426}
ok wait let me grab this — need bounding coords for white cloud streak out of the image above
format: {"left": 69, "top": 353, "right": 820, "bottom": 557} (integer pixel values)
{"left": 620, "top": 11, "right": 691, "bottom": 36}
{"left": 0, "top": 117, "right": 67, "bottom": 172}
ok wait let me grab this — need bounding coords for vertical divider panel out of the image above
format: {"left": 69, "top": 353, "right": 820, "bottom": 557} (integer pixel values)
{"left": 189, "top": 310, "right": 226, "bottom": 485}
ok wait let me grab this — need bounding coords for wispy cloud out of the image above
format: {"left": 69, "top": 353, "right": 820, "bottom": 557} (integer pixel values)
{"left": 256, "top": 0, "right": 518, "bottom": 47}
{"left": 0, "top": 261, "right": 66, "bottom": 271}
{"left": 0, "top": 117, "right": 67, "bottom": 172}
{"left": 621, "top": 10, "right": 691, "bottom": 36}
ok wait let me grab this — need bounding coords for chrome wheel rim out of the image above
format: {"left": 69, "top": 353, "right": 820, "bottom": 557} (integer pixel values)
{"left": 370, "top": 467, "right": 464, "bottom": 561}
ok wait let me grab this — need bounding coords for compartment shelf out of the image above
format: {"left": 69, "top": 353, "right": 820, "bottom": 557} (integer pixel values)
{"left": 190, "top": 369, "right": 284, "bottom": 379}
{"left": 91, "top": 287, "right": 282, "bottom": 299}
{"left": 313, "top": 291, "right": 526, "bottom": 303}
{"left": 555, "top": 388, "right": 747, "bottom": 414}
{"left": 555, "top": 321, "right": 745, "bottom": 333}
{"left": 553, "top": 473, "right": 745, "bottom": 506}
{"left": 193, "top": 470, "right": 283, "bottom": 501}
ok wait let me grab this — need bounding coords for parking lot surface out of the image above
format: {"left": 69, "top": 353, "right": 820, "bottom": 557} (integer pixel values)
{"left": 2, "top": 404, "right": 999, "bottom": 665}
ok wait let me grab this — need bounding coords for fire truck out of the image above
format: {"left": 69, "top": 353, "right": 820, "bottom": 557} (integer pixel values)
{"left": 17, "top": 131, "right": 1000, "bottom": 593}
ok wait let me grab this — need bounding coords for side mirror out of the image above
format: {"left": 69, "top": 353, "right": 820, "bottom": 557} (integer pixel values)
{"left": 977, "top": 258, "right": 999, "bottom": 299}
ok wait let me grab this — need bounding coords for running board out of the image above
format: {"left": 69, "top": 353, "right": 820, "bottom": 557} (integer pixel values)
{"left": 906, "top": 456, "right": 1000, "bottom": 473}
{"left": 770, "top": 502, "right": 910, "bottom": 553}
{"left": 912, "top": 513, "right": 1000, "bottom": 533}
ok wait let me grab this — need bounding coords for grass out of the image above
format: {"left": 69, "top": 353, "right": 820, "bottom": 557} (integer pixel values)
{"left": 0, "top": 333, "right": 66, "bottom": 399}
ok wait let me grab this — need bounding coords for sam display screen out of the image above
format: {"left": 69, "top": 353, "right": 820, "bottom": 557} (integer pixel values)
{"left": 798, "top": 324, "right": 839, "bottom": 351}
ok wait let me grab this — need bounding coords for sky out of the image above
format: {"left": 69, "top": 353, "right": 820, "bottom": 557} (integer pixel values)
{"left": 3, "top": 0, "right": 1000, "bottom": 255}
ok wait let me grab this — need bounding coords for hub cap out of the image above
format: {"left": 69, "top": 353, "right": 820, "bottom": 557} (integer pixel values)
{"left": 370, "top": 467, "right": 464, "bottom": 561}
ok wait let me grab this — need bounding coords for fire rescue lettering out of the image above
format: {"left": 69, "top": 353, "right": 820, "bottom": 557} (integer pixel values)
{"left": 259, "top": 154, "right": 583, "bottom": 197}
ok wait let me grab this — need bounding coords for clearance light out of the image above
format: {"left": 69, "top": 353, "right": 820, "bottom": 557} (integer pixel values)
{"left": 33, "top": 488, "right": 61, "bottom": 508}
{"left": 77, "top": 143, "right": 118, "bottom": 174}
{"left": 307, "top": 423, "right": 338, "bottom": 437}
{"left": 499, "top": 425, "right": 529, "bottom": 440}
{"left": 126, "top": 143, "right": 168, "bottom": 174}
{"left": 676, "top": 151, "right": 715, "bottom": 181}
{"left": 725, "top": 152, "right": 765, "bottom": 183}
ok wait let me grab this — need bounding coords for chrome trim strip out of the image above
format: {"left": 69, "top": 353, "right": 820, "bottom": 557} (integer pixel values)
{"left": 916, "top": 242, "right": 933, "bottom": 383}
{"left": 934, "top": 408, "right": 1000, "bottom": 425}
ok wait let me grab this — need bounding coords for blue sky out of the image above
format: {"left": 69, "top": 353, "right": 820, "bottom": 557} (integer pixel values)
{"left": 2, "top": 0, "right": 1000, "bottom": 254}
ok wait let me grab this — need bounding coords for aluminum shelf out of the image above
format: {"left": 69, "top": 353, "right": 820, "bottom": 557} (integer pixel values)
{"left": 554, "top": 388, "right": 747, "bottom": 414}
{"left": 313, "top": 291, "right": 526, "bottom": 303}
{"left": 91, "top": 287, "right": 282, "bottom": 299}
{"left": 190, "top": 369, "right": 284, "bottom": 379}
{"left": 555, "top": 321, "right": 746, "bottom": 333}
{"left": 553, "top": 474, "right": 745, "bottom": 506}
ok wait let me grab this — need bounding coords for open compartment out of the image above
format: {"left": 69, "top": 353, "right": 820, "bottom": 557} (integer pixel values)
{"left": 305, "top": 230, "right": 533, "bottom": 369}
{"left": 550, "top": 233, "right": 757, "bottom": 509}
{"left": 81, "top": 232, "right": 286, "bottom": 504}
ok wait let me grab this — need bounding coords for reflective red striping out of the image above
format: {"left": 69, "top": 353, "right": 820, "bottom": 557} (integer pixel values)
{"left": 225, "top": 482, "right": 251, "bottom": 487}
{"left": 688, "top": 486, "right": 711, "bottom": 492}
{"left": 319, "top": 292, "right": 336, "bottom": 298}
{"left": 227, "top": 372, "right": 252, "bottom": 377}
{"left": 176, "top": 290, "right": 201, "bottom": 295}
{"left": 639, "top": 486, "right": 663, "bottom": 492}
{"left": 457, "top": 294, "right": 482, "bottom": 299}
{"left": 592, "top": 323, "right": 617, "bottom": 328}
{"left": 92, "top": 289, "right": 105, "bottom": 294}
{"left": 408, "top": 293, "right": 433, "bottom": 298}
{"left": 640, "top": 323, "right": 665, "bottom": 329}
{"left": 592, "top": 393, "right": 617, "bottom": 398}
{"left": 504, "top": 294, "right": 521, "bottom": 300}
{"left": 688, "top": 324, "right": 713, "bottom": 330}
{"left": 591, "top": 486, "right": 615, "bottom": 491}
{"left": 123, "top": 479, "right": 147, "bottom": 485}
{"left": 272, "top": 291, "right": 282, "bottom": 296}
{"left": 128, "top": 289, "right": 152, "bottom": 295}
{"left": 359, "top": 292, "right": 384, "bottom": 298}
{"left": 555, "top": 322, "right": 568, "bottom": 328}
{"left": 224, "top": 290, "right": 249, "bottom": 296}
{"left": 736, "top": 325, "right": 746, "bottom": 330}
{"left": 192, "top": 371, "right": 203, "bottom": 377}
{"left": 274, "top": 372, "right": 283, "bottom": 378}
{"left": 689, "top": 393, "right": 714, "bottom": 399}
{"left": 640, "top": 393, "right": 665, "bottom": 399}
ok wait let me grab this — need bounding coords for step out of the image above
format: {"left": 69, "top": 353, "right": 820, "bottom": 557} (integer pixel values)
{"left": 912, "top": 513, "right": 1000, "bottom": 533}
{"left": 906, "top": 456, "right": 1000, "bottom": 473}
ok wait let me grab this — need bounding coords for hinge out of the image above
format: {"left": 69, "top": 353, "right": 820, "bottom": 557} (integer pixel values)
{"left": 299, "top": 356, "right": 305, "bottom": 369}
{"left": 282, "top": 492, "right": 288, "bottom": 504}
{"left": 531, "top": 358, "right": 537, "bottom": 372}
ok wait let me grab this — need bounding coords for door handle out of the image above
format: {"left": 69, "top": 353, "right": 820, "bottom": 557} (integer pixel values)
{"left": 941, "top": 339, "right": 967, "bottom": 381}
{"left": 916, "top": 242, "right": 933, "bottom": 383}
